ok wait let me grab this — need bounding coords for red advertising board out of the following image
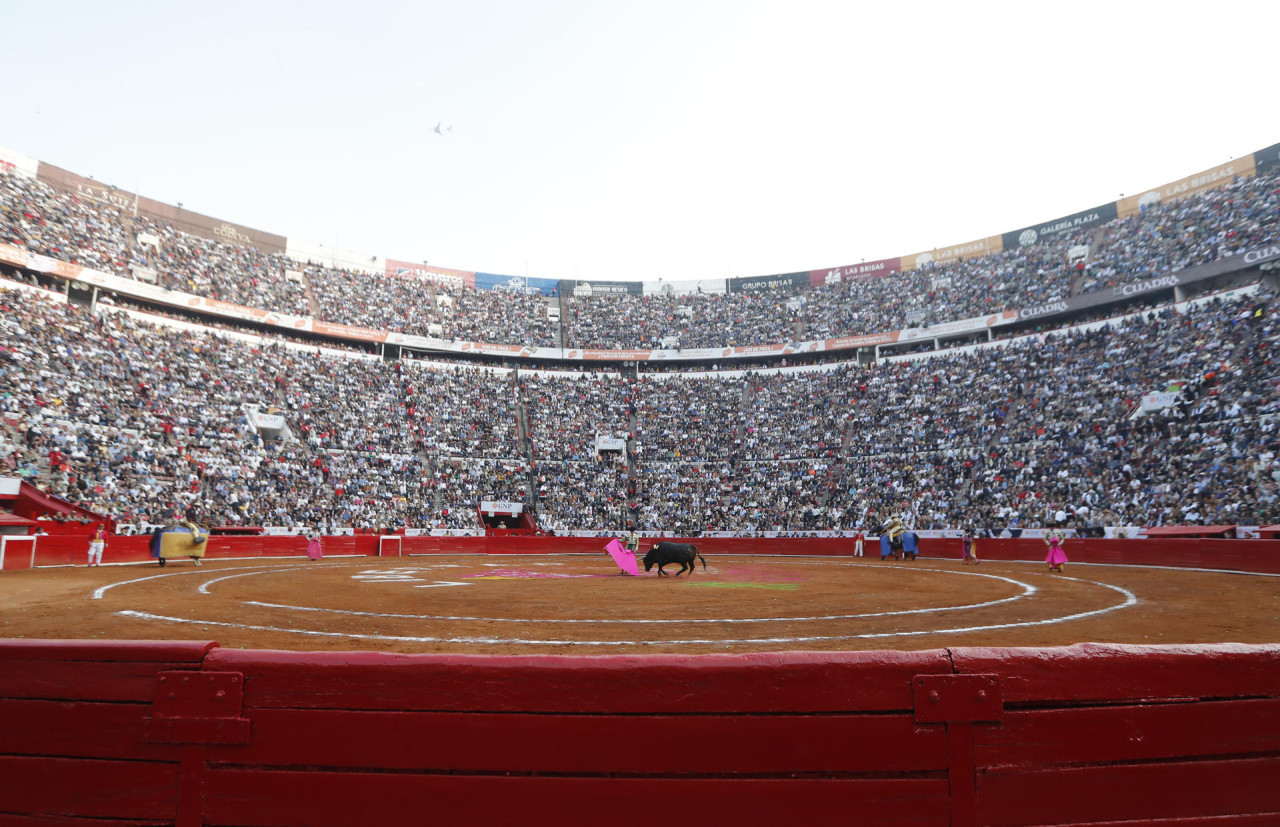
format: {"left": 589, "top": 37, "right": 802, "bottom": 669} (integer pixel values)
{"left": 385, "top": 259, "right": 476, "bottom": 289}
{"left": 809, "top": 257, "right": 901, "bottom": 286}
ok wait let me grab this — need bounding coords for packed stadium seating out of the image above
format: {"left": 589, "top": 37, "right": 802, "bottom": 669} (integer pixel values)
{"left": 4, "top": 148, "right": 1279, "bottom": 533}
{"left": 3, "top": 163, "right": 1276, "bottom": 350}
{"left": 1, "top": 272, "right": 1274, "bottom": 532}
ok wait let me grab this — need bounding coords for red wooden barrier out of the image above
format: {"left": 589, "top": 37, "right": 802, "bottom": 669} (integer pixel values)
{"left": 0, "top": 641, "right": 1277, "bottom": 825}
{"left": 8, "top": 533, "right": 1280, "bottom": 574}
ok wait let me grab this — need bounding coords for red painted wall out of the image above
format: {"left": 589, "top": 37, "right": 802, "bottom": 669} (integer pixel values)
{"left": 0, "top": 640, "right": 1277, "bottom": 825}
{"left": 8, "top": 533, "right": 1280, "bottom": 575}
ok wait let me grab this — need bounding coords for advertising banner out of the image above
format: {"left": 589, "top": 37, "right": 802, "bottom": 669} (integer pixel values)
{"left": 1241, "top": 243, "right": 1280, "bottom": 269}
{"left": 1253, "top": 142, "right": 1280, "bottom": 177}
{"left": 0, "top": 243, "right": 84, "bottom": 280}
{"left": 475, "top": 272, "right": 559, "bottom": 295}
{"left": 249, "top": 411, "right": 287, "bottom": 430}
{"left": 458, "top": 342, "right": 538, "bottom": 357}
{"left": 563, "top": 279, "right": 643, "bottom": 297}
{"left": 817, "top": 332, "right": 900, "bottom": 351}
{"left": 895, "top": 310, "right": 1018, "bottom": 343}
{"left": 385, "top": 259, "right": 476, "bottom": 290}
{"left": 34, "top": 163, "right": 288, "bottom": 253}
{"left": 568, "top": 349, "right": 653, "bottom": 361}
{"left": 1117, "top": 156, "right": 1257, "bottom": 218}
{"left": 0, "top": 144, "right": 38, "bottom": 178}
{"left": 480, "top": 500, "right": 523, "bottom": 515}
{"left": 310, "top": 321, "right": 388, "bottom": 344}
{"left": 809, "top": 257, "right": 901, "bottom": 286}
{"left": 1012, "top": 243, "right": 1275, "bottom": 324}
{"left": 728, "top": 272, "right": 809, "bottom": 293}
{"left": 901, "top": 236, "right": 1002, "bottom": 270}
{"left": 720, "top": 343, "right": 796, "bottom": 358}
{"left": 1001, "top": 203, "right": 1118, "bottom": 249}
{"left": 641, "top": 278, "right": 728, "bottom": 296}
{"left": 1139, "top": 391, "right": 1180, "bottom": 413}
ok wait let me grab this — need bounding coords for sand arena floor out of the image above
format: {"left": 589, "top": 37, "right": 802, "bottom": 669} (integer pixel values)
{"left": 1, "top": 554, "right": 1277, "bottom": 655}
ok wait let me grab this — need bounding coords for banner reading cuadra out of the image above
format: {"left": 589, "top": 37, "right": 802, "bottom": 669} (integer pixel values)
{"left": 1117, "top": 155, "right": 1257, "bottom": 218}
{"left": 901, "top": 236, "right": 1003, "bottom": 271}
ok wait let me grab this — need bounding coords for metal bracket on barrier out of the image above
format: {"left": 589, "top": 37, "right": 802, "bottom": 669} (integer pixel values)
{"left": 913, "top": 674, "right": 1003, "bottom": 723}
{"left": 143, "top": 671, "right": 251, "bottom": 744}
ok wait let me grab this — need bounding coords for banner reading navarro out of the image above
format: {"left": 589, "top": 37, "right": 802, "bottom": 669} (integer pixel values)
{"left": 385, "top": 259, "right": 476, "bottom": 289}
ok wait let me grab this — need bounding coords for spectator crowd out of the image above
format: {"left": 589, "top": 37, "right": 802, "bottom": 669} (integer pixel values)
{"left": 2, "top": 153, "right": 1278, "bottom": 536}
{"left": 3, "top": 163, "right": 1275, "bottom": 353}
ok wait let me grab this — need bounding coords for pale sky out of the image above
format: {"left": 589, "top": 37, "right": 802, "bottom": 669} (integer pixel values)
{"left": 4, "top": 1, "right": 1277, "bottom": 282}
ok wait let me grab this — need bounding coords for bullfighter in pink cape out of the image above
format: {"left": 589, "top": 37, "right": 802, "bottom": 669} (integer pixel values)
{"left": 1044, "top": 529, "right": 1068, "bottom": 573}
{"left": 605, "top": 530, "right": 640, "bottom": 576}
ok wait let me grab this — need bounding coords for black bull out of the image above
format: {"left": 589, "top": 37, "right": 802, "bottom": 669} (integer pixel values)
{"left": 643, "top": 542, "right": 708, "bottom": 576}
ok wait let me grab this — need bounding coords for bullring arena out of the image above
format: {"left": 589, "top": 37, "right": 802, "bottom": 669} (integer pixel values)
{"left": 4, "top": 542, "right": 1279, "bottom": 655}
{"left": 3, "top": 98, "right": 1280, "bottom": 826}
{"left": 3, "top": 536, "right": 1279, "bottom": 825}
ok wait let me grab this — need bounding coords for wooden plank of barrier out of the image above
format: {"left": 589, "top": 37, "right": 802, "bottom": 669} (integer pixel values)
{"left": 206, "top": 648, "right": 952, "bottom": 713}
{"left": 0, "top": 699, "right": 181, "bottom": 762}
{"left": 950, "top": 644, "right": 1280, "bottom": 705}
{"left": 975, "top": 698, "right": 1280, "bottom": 767}
{"left": 204, "top": 770, "right": 952, "bottom": 827}
{"left": 0, "top": 755, "right": 178, "bottom": 821}
{"left": 0, "top": 640, "right": 216, "bottom": 663}
{"left": 1069, "top": 816, "right": 1280, "bottom": 826}
{"left": 0, "top": 662, "right": 210, "bottom": 703}
{"left": 0, "top": 815, "right": 172, "bottom": 826}
{"left": 207, "top": 709, "right": 945, "bottom": 775}
{"left": 260, "top": 535, "right": 304, "bottom": 556}
{"left": 977, "top": 756, "right": 1280, "bottom": 825}
{"left": 0, "top": 641, "right": 215, "bottom": 702}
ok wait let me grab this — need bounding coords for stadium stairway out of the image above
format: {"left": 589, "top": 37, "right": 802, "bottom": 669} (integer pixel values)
{"left": 301, "top": 271, "right": 321, "bottom": 318}
{"left": 1069, "top": 225, "right": 1109, "bottom": 297}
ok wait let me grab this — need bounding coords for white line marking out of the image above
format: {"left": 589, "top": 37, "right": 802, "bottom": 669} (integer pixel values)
{"left": 219, "top": 563, "right": 1034, "bottom": 623}
{"left": 93, "top": 564, "right": 293, "bottom": 599}
{"left": 246, "top": 570, "right": 1035, "bottom": 623}
{"left": 197, "top": 568, "right": 296, "bottom": 595}
{"left": 116, "top": 576, "right": 1135, "bottom": 646}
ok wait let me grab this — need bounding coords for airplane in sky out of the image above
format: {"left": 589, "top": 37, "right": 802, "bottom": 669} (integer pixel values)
{"left": 434, "top": 122, "right": 453, "bottom": 136}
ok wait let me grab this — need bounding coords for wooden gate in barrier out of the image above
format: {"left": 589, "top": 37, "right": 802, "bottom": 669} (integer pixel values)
{"left": 1, "top": 640, "right": 1278, "bottom": 826}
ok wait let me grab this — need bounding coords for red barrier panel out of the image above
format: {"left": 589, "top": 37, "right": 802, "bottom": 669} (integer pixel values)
{"left": 13, "top": 534, "right": 1280, "bottom": 576}
{"left": 1, "top": 640, "right": 1277, "bottom": 825}
{"left": 915, "top": 536, "right": 1280, "bottom": 573}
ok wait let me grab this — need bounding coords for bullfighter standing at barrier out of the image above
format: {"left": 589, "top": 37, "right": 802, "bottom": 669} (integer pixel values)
{"left": 961, "top": 527, "right": 980, "bottom": 565}
{"left": 86, "top": 525, "right": 106, "bottom": 567}
{"left": 306, "top": 532, "right": 324, "bottom": 561}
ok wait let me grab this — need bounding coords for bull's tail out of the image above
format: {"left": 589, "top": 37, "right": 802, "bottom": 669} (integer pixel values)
{"left": 698, "top": 553, "right": 707, "bottom": 570}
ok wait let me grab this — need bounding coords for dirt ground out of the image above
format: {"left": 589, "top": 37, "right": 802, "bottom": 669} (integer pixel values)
{"left": 1, "top": 554, "right": 1277, "bottom": 655}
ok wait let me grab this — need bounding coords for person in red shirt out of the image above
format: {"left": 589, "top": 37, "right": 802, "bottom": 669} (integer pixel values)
{"left": 87, "top": 525, "right": 106, "bottom": 567}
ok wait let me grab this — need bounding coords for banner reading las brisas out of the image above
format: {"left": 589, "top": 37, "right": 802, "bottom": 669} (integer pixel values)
{"left": 1116, "top": 155, "right": 1257, "bottom": 218}
{"left": 901, "top": 236, "right": 1004, "bottom": 271}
